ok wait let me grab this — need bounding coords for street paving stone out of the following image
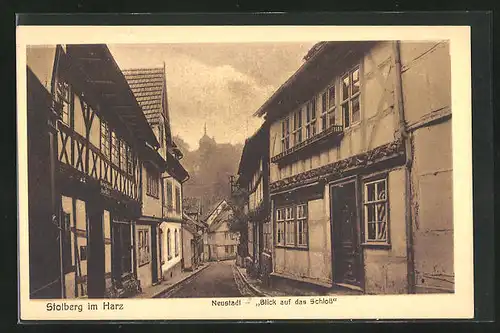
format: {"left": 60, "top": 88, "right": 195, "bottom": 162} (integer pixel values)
{"left": 161, "top": 260, "right": 253, "bottom": 298}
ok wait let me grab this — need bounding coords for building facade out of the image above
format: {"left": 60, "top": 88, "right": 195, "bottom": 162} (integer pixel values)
{"left": 235, "top": 124, "right": 272, "bottom": 284}
{"left": 27, "top": 44, "right": 161, "bottom": 298}
{"left": 254, "top": 41, "right": 453, "bottom": 294}
{"left": 123, "top": 67, "right": 189, "bottom": 283}
{"left": 202, "top": 200, "right": 239, "bottom": 261}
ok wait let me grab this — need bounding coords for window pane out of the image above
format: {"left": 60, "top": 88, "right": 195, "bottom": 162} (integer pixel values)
{"left": 368, "top": 222, "right": 376, "bottom": 240}
{"left": 367, "top": 183, "right": 376, "bottom": 201}
{"left": 311, "top": 99, "right": 316, "bottom": 119}
{"left": 343, "top": 103, "right": 350, "bottom": 128}
{"left": 352, "top": 69, "right": 360, "bottom": 95}
{"left": 352, "top": 95, "right": 360, "bottom": 123}
{"left": 322, "top": 92, "right": 327, "bottom": 113}
{"left": 328, "top": 109, "right": 336, "bottom": 127}
{"left": 377, "top": 221, "right": 387, "bottom": 241}
{"left": 328, "top": 86, "right": 336, "bottom": 108}
{"left": 377, "top": 181, "right": 387, "bottom": 200}
{"left": 367, "top": 204, "right": 375, "bottom": 222}
{"left": 342, "top": 75, "right": 350, "bottom": 100}
{"left": 376, "top": 203, "right": 386, "bottom": 222}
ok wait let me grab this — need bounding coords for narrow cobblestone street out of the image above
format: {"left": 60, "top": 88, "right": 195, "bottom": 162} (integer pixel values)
{"left": 160, "top": 261, "right": 256, "bottom": 298}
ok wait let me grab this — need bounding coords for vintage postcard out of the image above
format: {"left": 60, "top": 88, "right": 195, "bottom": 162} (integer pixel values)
{"left": 17, "top": 24, "right": 473, "bottom": 321}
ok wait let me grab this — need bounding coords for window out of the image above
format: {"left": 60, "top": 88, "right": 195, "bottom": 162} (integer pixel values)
{"left": 175, "top": 186, "right": 181, "bottom": 214}
{"left": 229, "top": 245, "right": 235, "bottom": 253}
{"left": 111, "top": 131, "right": 119, "bottom": 166}
{"left": 328, "top": 86, "right": 337, "bottom": 128}
{"left": 146, "top": 169, "right": 159, "bottom": 198}
{"left": 276, "top": 208, "right": 285, "bottom": 246}
{"left": 285, "top": 207, "right": 295, "bottom": 245}
{"left": 167, "top": 229, "right": 172, "bottom": 260}
{"left": 56, "top": 80, "right": 72, "bottom": 126}
{"left": 292, "top": 109, "right": 302, "bottom": 146}
{"left": 263, "top": 219, "right": 272, "bottom": 252}
{"left": 175, "top": 229, "right": 179, "bottom": 257}
{"left": 341, "top": 67, "right": 361, "bottom": 128}
{"left": 159, "top": 229, "right": 164, "bottom": 264}
{"left": 305, "top": 99, "right": 317, "bottom": 139}
{"left": 120, "top": 140, "right": 127, "bottom": 171}
{"left": 138, "top": 229, "right": 151, "bottom": 266}
{"left": 61, "top": 212, "right": 72, "bottom": 273}
{"left": 112, "top": 221, "right": 133, "bottom": 282}
{"left": 280, "top": 117, "right": 290, "bottom": 152}
{"left": 166, "top": 180, "right": 173, "bottom": 211}
{"left": 126, "top": 145, "right": 133, "bottom": 175}
{"left": 100, "top": 120, "right": 111, "bottom": 159}
{"left": 225, "top": 245, "right": 230, "bottom": 254}
{"left": 224, "top": 231, "right": 229, "bottom": 240}
{"left": 275, "top": 203, "right": 309, "bottom": 248}
{"left": 363, "top": 177, "right": 388, "bottom": 243}
{"left": 297, "top": 204, "right": 308, "bottom": 247}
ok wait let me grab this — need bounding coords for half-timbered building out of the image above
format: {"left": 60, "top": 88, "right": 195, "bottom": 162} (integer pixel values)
{"left": 27, "top": 44, "right": 161, "bottom": 298}
{"left": 236, "top": 123, "right": 272, "bottom": 285}
{"left": 255, "top": 41, "right": 453, "bottom": 294}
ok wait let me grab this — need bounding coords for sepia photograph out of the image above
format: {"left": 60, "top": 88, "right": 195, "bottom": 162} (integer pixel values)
{"left": 17, "top": 25, "right": 473, "bottom": 321}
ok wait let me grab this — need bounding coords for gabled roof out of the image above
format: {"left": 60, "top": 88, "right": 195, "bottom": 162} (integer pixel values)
{"left": 201, "top": 199, "right": 226, "bottom": 222}
{"left": 122, "top": 67, "right": 167, "bottom": 125}
{"left": 207, "top": 205, "right": 233, "bottom": 233}
{"left": 237, "top": 123, "right": 268, "bottom": 183}
{"left": 64, "top": 45, "right": 159, "bottom": 148}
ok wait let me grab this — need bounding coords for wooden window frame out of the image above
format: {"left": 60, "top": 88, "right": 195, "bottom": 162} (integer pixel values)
{"left": 292, "top": 109, "right": 303, "bottom": 146}
{"left": 305, "top": 99, "right": 317, "bottom": 140}
{"left": 111, "top": 131, "right": 119, "bottom": 166}
{"left": 341, "top": 66, "right": 361, "bottom": 129}
{"left": 166, "top": 180, "right": 173, "bottom": 212}
{"left": 362, "top": 175, "right": 390, "bottom": 246}
{"left": 146, "top": 169, "right": 159, "bottom": 198}
{"left": 56, "top": 79, "right": 73, "bottom": 127}
{"left": 175, "top": 186, "right": 181, "bottom": 214}
{"left": 138, "top": 229, "right": 151, "bottom": 267}
{"left": 100, "top": 120, "right": 111, "bottom": 159}
{"left": 296, "top": 204, "right": 308, "bottom": 248}
{"left": 275, "top": 208, "right": 285, "bottom": 246}
{"left": 280, "top": 117, "right": 290, "bottom": 153}
{"left": 167, "top": 228, "right": 172, "bottom": 260}
{"left": 174, "top": 229, "right": 179, "bottom": 257}
{"left": 284, "top": 206, "right": 295, "bottom": 246}
{"left": 275, "top": 202, "right": 309, "bottom": 250}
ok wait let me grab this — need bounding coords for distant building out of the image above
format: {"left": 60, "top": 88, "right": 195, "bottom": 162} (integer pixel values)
{"left": 254, "top": 41, "right": 453, "bottom": 294}
{"left": 202, "top": 200, "right": 239, "bottom": 261}
{"left": 181, "top": 212, "right": 206, "bottom": 270}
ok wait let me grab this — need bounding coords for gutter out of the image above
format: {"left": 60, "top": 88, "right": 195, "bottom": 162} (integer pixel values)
{"left": 392, "top": 40, "right": 416, "bottom": 294}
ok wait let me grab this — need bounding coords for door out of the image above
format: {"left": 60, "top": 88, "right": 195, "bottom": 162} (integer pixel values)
{"left": 331, "top": 180, "right": 363, "bottom": 288}
{"left": 87, "top": 205, "right": 105, "bottom": 298}
{"left": 151, "top": 226, "right": 159, "bottom": 284}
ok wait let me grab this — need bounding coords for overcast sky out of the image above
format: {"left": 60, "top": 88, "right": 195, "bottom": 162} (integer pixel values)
{"left": 109, "top": 43, "right": 316, "bottom": 150}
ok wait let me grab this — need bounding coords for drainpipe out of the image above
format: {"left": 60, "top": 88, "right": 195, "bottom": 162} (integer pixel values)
{"left": 392, "top": 40, "right": 415, "bottom": 294}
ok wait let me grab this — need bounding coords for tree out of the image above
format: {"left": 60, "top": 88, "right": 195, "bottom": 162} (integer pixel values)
{"left": 226, "top": 185, "right": 249, "bottom": 257}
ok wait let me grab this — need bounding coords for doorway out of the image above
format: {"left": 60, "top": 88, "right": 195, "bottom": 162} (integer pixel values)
{"left": 330, "top": 179, "right": 363, "bottom": 289}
